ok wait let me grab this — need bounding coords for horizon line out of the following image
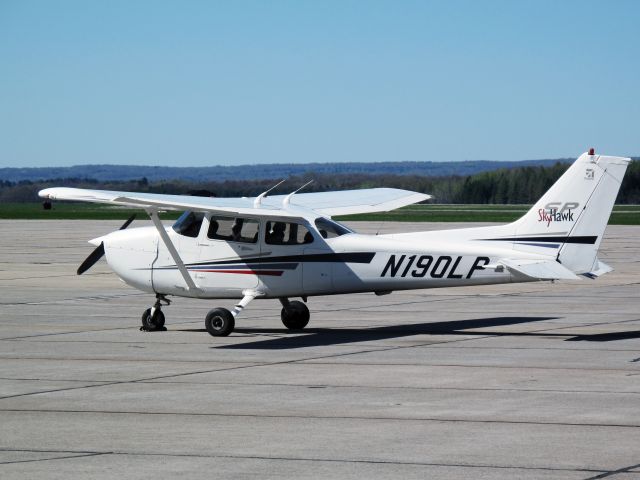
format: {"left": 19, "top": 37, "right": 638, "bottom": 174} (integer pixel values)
{"left": 0, "top": 156, "right": 588, "bottom": 170}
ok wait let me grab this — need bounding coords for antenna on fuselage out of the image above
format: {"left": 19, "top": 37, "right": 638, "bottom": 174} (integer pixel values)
{"left": 253, "top": 179, "right": 286, "bottom": 208}
{"left": 282, "top": 180, "right": 314, "bottom": 208}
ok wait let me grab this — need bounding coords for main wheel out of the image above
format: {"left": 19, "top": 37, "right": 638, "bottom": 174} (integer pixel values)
{"left": 281, "top": 300, "right": 310, "bottom": 330}
{"left": 205, "top": 308, "right": 235, "bottom": 337}
{"left": 141, "top": 308, "right": 165, "bottom": 331}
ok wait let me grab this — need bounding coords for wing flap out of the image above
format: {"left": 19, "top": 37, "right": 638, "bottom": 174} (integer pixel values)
{"left": 499, "top": 258, "right": 580, "bottom": 280}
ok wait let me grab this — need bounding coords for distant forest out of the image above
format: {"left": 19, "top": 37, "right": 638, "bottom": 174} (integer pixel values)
{"left": 1, "top": 160, "right": 638, "bottom": 204}
{"left": 0, "top": 158, "right": 574, "bottom": 183}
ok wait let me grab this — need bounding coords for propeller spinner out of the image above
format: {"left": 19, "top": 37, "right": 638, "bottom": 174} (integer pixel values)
{"left": 77, "top": 214, "right": 136, "bottom": 275}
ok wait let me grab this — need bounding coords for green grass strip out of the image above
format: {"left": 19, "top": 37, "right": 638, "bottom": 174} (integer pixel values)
{"left": 1, "top": 202, "right": 638, "bottom": 225}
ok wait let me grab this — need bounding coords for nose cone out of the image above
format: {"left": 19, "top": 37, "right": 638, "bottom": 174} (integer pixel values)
{"left": 89, "top": 236, "right": 106, "bottom": 247}
{"left": 93, "top": 227, "right": 158, "bottom": 252}
{"left": 98, "top": 227, "right": 158, "bottom": 293}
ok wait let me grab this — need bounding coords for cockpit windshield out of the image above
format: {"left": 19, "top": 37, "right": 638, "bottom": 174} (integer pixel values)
{"left": 314, "top": 217, "right": 354, "bottom": 239}
{"left": 172, "top": 211, "right": 204, "bottom": 238}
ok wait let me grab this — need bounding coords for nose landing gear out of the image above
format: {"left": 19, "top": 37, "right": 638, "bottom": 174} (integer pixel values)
{"left": 141, "top": 294, "right": 170, "bottom": 331}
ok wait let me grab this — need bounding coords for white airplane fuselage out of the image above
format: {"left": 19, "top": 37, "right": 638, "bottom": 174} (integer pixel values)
{"left": 100, "top": 222, "right": 540, "bottom": 300}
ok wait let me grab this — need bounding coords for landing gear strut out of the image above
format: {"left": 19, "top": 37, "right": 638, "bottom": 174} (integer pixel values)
{"left": 280, "top": 298, "right": 310, "bottom": 330}
{"left": 141, "top": 294, "right": 170, "bottom": 331}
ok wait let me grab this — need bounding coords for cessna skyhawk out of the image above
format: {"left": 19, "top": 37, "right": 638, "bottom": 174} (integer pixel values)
{"left": 39, "top": 150, "right": 630, "bottom": 337}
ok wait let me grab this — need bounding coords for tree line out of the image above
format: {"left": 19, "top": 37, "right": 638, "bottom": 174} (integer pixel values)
{"left": 1, "top": 160, "right": 638, "bottom": 204}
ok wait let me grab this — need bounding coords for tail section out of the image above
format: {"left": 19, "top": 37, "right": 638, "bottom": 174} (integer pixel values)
{"left": 511, "top": 150, "right": 630, "bottom": 273}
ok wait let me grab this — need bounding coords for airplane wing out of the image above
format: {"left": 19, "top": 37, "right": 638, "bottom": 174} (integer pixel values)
{"left": 38, "top": 187, "right": 430, "bottom": 218}
{"left": 264, "top": 189, "right": 430, "bottom": 216}
{"left": 498, "top": 258, "right": 580, "bottom": 280}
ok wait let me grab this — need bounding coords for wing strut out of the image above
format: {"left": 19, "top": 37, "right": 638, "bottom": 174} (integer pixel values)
{"left": 147, "top": 209, "right": 199, "bottom": 292}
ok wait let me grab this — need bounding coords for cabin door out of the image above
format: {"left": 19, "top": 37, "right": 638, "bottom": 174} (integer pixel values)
{"left": 196, "top": 215, "right": 261, "bottom": 292}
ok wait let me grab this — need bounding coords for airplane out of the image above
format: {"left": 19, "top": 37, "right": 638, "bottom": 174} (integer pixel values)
{"left": 39, "top": 150, "right": 630, "bottom": 337}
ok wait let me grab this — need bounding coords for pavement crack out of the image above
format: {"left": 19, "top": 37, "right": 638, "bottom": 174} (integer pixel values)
{"left": 0, "top": 452, "right": 108, "bottom": 465}
{"left": 582, "top": 462, "right": 640, "bottom": 479}
{"left": 0, "top": 447, "right": 611, "bottom": 474}
{"left": 2, "top": 408, "right": 639, "bottom": 429}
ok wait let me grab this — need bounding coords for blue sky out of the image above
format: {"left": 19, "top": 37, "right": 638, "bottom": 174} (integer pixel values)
{"left": 1, "top": 0, "right": 638, "bottom": 167}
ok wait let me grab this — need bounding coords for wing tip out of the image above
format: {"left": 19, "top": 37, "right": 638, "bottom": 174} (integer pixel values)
{"left": 38, "top": 187, "right": 58, "bottom": 199}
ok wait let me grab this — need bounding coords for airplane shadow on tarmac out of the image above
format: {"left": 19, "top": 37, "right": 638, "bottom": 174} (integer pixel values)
{"left": 177, "top": 316, "right": 640, "bottom": 349}
{"left": 221, "top": 316, "right": 560, "bottom": 349}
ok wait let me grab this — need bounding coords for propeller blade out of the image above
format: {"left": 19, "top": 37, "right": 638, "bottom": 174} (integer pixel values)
{"left": 77, "top": 242, "right": 105, "bottom": 275}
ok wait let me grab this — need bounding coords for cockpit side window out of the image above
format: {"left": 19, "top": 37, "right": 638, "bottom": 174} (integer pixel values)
{"left": 208, "top": 215, "right": 259, "bottom": 244}
{"left": 172, "top": 211, "right": 204, "bottom": 238}
{"left": 265, "top": 221, "right": 314, "bottom": 245}
{"left": 314, "top": 217, "right": 353, "bottom": 239}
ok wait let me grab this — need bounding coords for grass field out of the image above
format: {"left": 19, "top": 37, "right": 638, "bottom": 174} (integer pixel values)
{"left": 2, "top": 202, "right": 639, "bottom": 225}
{"left": 0, "top": 203, "right": 181, "bottom": 221}
{"left": 337, "top": 204, "right": 640, "bottom": 225}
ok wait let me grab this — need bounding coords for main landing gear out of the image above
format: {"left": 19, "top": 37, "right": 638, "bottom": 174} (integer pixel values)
{"left": 205, "top": 294, "right": 255, "bottom": 337}
{"left": 204, "top": 296, "right": 310, "bottom": 337}
{"left": 279, "top": 298, "right": 310, "bottom": 330}
{"left": 141, "top": 294, "right": 170, "bottom": 331}
{"left": 205, "top": 308, "right": 235, "bottom": 336}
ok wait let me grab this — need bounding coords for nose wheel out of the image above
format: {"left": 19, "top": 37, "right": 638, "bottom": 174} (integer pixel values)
{"left": 141, "top": 294, "right": 170, "bottom": 331}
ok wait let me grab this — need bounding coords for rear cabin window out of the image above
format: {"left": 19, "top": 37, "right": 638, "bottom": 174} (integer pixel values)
{"left": 314, "top": 217, "right": 353, "bottom": 239}
{"left": 173, "top": 211, "right": 204, "bottom": 238}
{"left": 208, "top": 216, "right": 259, "bottom": 244}
{"left": 265, "top": 221, "right": 314, "bottom": 245}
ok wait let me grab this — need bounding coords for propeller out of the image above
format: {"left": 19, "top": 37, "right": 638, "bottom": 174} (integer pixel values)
{"left": 77, "top": 214, "right": 136, "bottom": 275}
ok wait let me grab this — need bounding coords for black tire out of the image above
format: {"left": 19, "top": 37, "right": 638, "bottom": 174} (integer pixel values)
{"left": 281, "top": 300, "right": 310, "bottom": 330}
{"left": 205, "top": 308, "right": 235, "bottom": 337}
{"left": 141, "top": 308, "right": 166, "bottom": 331}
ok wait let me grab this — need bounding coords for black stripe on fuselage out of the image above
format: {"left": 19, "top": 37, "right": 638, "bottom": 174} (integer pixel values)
{"left": 185, "top": 252, "right": 376, "bottom": 267}
{"left": 480, "top": 236, "right": 597, "bottom": 245}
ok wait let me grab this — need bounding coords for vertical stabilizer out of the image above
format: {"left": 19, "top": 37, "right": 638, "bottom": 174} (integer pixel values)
{"left": 510, "top": 151, "right": 630, "bottom": 273}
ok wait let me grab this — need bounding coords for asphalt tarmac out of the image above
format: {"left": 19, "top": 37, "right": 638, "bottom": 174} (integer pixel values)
{"left": 1, "top": 220, "right": 639, "bottom": 479}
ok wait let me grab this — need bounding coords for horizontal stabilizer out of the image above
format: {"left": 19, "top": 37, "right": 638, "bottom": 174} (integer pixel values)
{"left": 499, "top": 258, "right": 580, "bottom": 280}
{"left": 581, "top": 259, "right": 613, "bottom": 279}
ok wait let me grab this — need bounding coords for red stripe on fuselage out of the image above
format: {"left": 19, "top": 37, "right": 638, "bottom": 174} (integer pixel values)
{"left": 192, "top": 269, "right": 284, "bottom": 276}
